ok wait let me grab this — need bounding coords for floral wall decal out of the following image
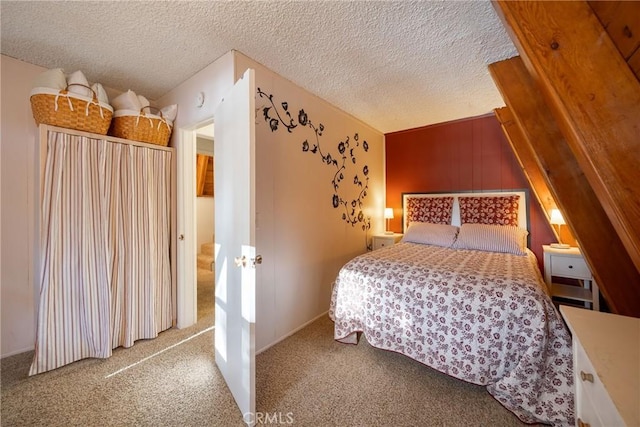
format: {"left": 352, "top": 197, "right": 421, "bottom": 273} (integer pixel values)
{"left": 258, "top": 88, "right": 372, "bottom": 233}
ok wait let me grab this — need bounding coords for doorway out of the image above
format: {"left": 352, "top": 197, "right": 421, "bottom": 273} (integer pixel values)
{"left": 195, "top": 123, "right": 215, "bottom": 323}
{"left": 175, "top": 68, "right": 258, "bottom": 418}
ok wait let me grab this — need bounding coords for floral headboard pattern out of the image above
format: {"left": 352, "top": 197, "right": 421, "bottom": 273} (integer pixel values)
{"left": 402, "top": 190, "right": 530, "bottom": 244}
{"left": 458, "top": 195, "right": 520, "bottom": 226}
{"left": 405, "top": 196, "right": 454, "bottom": 227}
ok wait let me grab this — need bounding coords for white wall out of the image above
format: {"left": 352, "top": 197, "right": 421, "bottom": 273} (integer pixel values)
{"left": 233, "top": 53, "right": 385, "bottom": 352}
{"left": 196, "top": 136, "right": 215, "bottom": 251}
{"left": 196, "top": 197, "right": 214, "bottom": 251}
{"left": 158, "top": 52, "right": 235, "bottom": 133}
{"left": 1, "top": 55, "right": 46, "bottom": 357}
{"left": 0, "top": 49, "right": 385, "bottom": 359}
{"left": 0, "top": 51, "right": 234, "bottom": 357}
{"left": 158, "top": 50, "right": 385, "bottom": 353}
{"left": 156, "top": 51, "right": 235, "bottom": 328}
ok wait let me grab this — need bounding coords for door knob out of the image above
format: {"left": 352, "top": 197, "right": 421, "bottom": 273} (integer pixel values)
{"left": 234, "top": 255, "right": 262, "bottom": 268}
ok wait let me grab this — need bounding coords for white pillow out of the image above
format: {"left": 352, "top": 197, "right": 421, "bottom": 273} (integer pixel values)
{"left": 111, "top": 90, "right": 142, "bottom": 111}
{"left": 66, "top": 70, "right": 92, "bottom": 97}
{"left": 32, "top": 68, "right": 66, "bottom": 90}
{"left": 137, "top": 94, "right": 150, "bottom": 109}
{"left": 160, "top": 104, "right": 178, "bottom": 122}
{"left": 452, "top": 223, "right": 528, "bottom": 256}
{"left": 91, "top": 82, "right": 109, "bottom": 104}
{"left": 402, "top": 222, "right": 459, "bottom": 247}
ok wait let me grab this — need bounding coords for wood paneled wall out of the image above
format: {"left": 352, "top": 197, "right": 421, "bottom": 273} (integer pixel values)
{"left": 385, "top": 114, "right": 556, "bottom": 265}
{"left": 196, "top": 154, "right": 214, "bottom": 197}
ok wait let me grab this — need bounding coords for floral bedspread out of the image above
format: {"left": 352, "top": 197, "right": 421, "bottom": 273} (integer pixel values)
{"left": 329, "top": 242, "right": 574, "bottom": 426}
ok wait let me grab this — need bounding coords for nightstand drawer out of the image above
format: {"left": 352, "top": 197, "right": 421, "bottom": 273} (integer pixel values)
{"left": 374, "top": 239, "right": 393, "bottom": 250}
{"left": 372, "top": 234, "right": 403, "bottom": 250}
{"left": 551, "top": 256, "right": 590, "bottom": 279}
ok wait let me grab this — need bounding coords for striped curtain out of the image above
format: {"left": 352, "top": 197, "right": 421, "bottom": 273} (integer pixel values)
{"left": 30, "top": 131, "right": 172, "bottom": 375}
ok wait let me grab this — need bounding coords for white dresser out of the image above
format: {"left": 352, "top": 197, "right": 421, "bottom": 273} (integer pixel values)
{"left": 560, "top": 306, "right": 640, "bottom": 427}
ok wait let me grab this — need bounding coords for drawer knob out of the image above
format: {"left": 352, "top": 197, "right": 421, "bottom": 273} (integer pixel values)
{"left": 577, "top": 418, "right": 591, "bottom": 427}
{"left": 580, "top": 371, "right": 594, "bottom": 383}
{"left": 568, "top": 265, "right": 573, "bottom": 269}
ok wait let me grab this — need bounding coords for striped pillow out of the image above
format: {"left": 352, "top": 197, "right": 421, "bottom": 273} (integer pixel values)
{"left": 402, "top": 222, "right": 459, "bottom": 247}
{"left": 452, "top": 223, "right": 528, "bottom": 255}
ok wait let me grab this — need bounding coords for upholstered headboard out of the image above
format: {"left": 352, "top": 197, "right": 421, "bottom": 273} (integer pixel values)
{"left": 402, "top": 190, "right": 530, "bottom": 245}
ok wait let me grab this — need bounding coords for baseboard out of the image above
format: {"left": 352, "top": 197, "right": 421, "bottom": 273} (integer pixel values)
{"left": 256, "top": 310, "right": 329, "bottom": 355}
{"left": 3, "top": 311, "right": 329, "bottom": 360}
{"left": 1, "top": 345, "right": 35, "bottom": 360}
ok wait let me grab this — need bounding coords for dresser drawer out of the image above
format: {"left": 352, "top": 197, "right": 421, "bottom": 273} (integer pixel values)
{"left": 561, "top": 306, "right": 640, "bottom": 427}
{"left": 574, "top": 339, "right": 625, "bottom": 426}
{"left": 551, "top": 256, "right": 590, "bottom": 279}
{"left": 576, "top": 380, "right": 604, "bottom": 427}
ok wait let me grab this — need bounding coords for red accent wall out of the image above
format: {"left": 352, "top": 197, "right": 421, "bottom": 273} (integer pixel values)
{"left": 385, "top": 113, "right": 555, "bottom": 267}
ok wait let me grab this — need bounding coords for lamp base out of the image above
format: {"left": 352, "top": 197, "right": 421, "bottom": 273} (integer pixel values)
{"left": 384, "top": 231, "right": 394, "bottom": 235}
{"left": 550, "top": 243, "right": 571, "bottom": 249}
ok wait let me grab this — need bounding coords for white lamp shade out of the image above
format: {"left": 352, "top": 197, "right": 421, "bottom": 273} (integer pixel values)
{"left": 384, "top": 208, "right": 394, "bottom": 219}
{"left": 550, "top": 209, "right": 566, "bottom": 225}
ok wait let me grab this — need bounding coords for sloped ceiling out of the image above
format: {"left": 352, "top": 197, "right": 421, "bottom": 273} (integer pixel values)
{"left": 0, "top": 1, "right": 517, "bottom": 133}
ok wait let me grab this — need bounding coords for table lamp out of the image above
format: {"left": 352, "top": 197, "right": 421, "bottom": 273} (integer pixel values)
{"left": 384, "top": 208, "right": 394, "bottom": 235}
{"left": 550, "top": 209, "right": 570, "bottom": 249}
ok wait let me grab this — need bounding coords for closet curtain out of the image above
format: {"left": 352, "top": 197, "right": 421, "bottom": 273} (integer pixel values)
{"left": 30, "top": 131, "right": 172, "bottom": 375}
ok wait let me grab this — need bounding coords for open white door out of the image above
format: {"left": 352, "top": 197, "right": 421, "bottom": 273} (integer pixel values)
{"left": 214, "top": 68, "right": 257, "bottom": 425}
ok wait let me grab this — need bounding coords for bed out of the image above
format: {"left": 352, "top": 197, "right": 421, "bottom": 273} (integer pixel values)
{"left": 329, "top": 191, "right": 574, "bottom": 426}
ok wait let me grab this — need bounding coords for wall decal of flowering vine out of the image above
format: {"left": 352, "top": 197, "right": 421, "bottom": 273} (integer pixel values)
{"left": 257, "top": 88, "right": 371, "bottom": 232}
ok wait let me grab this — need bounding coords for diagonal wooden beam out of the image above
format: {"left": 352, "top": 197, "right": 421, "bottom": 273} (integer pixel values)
{"left": 493, "top": 0, "right": 640, "bottom": 273}
{"left": 494, "top": 107, "right": 576, "bottom": 246}
{"left": 588, "top": 0, "right": 640, "bottom": 61}
{"left": 489, "top": 56, "right": 640, "bottom": 317}
{"left": 630, "top": 48, "right": 640, "bottom": 81}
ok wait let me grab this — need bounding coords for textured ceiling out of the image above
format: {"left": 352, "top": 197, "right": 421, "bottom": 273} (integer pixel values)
{"left": 0, "top": 1, "right": 517, "bottom": 133}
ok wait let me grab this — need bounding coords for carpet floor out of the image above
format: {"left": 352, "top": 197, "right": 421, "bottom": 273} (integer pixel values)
{"left": 1, "top": 273, "right": 534, "bottom": 426}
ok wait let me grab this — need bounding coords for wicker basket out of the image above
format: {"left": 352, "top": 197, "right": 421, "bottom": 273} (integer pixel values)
{"left": 109, "top": 107, "right": 172, "bottom": 146}
{"left": 30, "top": 84, "right": 113, "bottom": 135}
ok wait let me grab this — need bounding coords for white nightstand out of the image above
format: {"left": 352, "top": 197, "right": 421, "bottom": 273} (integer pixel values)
{"left": 543, "top": 245, "right": 599, "bottom": 311}
{"left": 372, "top": 233, "right": 403, "bottom": 250}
